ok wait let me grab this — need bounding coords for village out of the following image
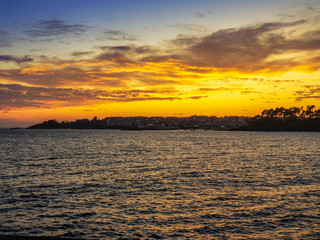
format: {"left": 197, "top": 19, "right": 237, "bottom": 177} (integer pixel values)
{"left": 105, "top": 116, "right": 249, "bottom": 130}
{"left": 27, "top": 115, "right": 249, "bottom": 130}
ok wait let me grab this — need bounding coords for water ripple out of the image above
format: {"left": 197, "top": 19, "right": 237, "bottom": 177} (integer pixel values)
{"left": 1, "top": 129, "right": 320, "bottom": 239}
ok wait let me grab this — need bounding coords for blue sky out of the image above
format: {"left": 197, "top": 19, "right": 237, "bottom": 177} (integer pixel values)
{"left": 1, "top": 0, "right": 309, "bottom": 57}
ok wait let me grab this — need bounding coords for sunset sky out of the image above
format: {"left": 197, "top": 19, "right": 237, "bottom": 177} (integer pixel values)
{"left": 1, "top": 0, "right": 320, "bottom": 127}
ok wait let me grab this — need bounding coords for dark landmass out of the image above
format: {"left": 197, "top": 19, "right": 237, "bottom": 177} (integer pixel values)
{"left": 240, "top": 105, "right": 320, "bottom": 131}
{"left": 27, "top": 105, "right": 320, "bottom": 131}
{"left": 27, "top": 115, "right": 248, "bottom": 130}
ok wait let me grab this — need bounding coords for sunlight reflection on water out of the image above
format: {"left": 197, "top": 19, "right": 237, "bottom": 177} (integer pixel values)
{"left": 1, "top": 129, "right": 320, "bottom": 239}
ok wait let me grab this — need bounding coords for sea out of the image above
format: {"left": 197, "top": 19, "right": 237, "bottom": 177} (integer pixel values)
{"left": 0, "top": 129, "right": 319, "bottom": 239}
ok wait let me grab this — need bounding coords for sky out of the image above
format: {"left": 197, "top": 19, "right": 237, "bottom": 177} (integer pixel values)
{"left": 1, "top": 0, "right": 320, "bottom": 127}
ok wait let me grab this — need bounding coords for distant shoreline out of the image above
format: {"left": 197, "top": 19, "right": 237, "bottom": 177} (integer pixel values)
{"left": 5, "top": 105, "right": 319, "bottom": 132}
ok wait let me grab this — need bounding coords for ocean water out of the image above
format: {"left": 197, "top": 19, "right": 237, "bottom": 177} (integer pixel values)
{"left": 0, "top": 129, "right": 319, "bottom": 239}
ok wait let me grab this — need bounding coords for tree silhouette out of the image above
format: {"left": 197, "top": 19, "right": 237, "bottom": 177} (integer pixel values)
{"left": 243, "top": 106, "right": 320, "bottom": 131}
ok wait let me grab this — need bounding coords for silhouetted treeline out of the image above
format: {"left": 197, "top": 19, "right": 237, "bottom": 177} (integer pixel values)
{"left": 27, "top": 106, "right": 320, "bottom": 131}
{"left": 239, "top": 105, "right": 320, "bottom": 131}
{"left": 27, "top": 115, "right": 247, "bottom": 130}
{"left": 28, "top": 116, "right": 107, "bottom": 129}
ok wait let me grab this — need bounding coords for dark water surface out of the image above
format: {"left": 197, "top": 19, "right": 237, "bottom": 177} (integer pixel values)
{"left": 1, "top": 129, "right": 319, "bottom": 239}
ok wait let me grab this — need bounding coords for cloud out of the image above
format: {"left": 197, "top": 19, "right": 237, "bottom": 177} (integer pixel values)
{"left": 0, "top": 54, "right": 182, "bottom": 87}
{"left": 157, "top": 19, "right": 320, "bottom": 74}
{"left": 0, "top": 30, "right": 11, "bottom": 47}
{"left": 11, "top": 18, "right": 314, "bottom": 89}
{"left": 168, "top": 24, "right": 206, "bottom": 32}
{"left": 168, "top": 34, "right": 201, "bottom": 48}
{"left": 295, "top": 85, "right": 320, "bottom": 101}
{"left": 188, "top": 95, "right": 208, "bottom": 100}
{"left": 198, "top": 87, "right": 238, "bottom": 92}
{"left": 0, "top": 55, "right": 33, "bottom": 64}
{"left": 71, "top": 51, "right": 94, "bottom": 57}
{"left": 25, "top": 19, "right": 87, "bottom": 39}
{"left": 241, "top": 90, "right": 261, "bottom": 94}
{"left": 97, "top": 30, "right": 139, "bottom": 41}
{"left": 2, "top": 18, "right": 320, "bottom": 94}
{"left": 197, "top": 87, "right": 259, "bottom": 95}
{"left": 97, "top": 44, "right": 156, "bottom": 55}
{"left": 105, "top": 46, "right": 132, "bottom": 52}
{"left": 96, "top": 52, "right": 134, "bottom": 66}
{"left": 0, "top": 66, "right": 127, "bottom": 87}
{"left": 0, "top": 83, "right": 182, "bottom": 110}
{"left": 95, "top": 44, "right": 157, "bottom": 66}
{"left": 184, "top": 20, "right": 308, "bottom": 70}
{"left": 195, "top": 10, "right": 213, "bottom": 18}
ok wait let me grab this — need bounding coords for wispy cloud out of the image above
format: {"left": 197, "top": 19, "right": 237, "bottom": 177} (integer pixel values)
{"left": 149, "top": 19, "right": 320, "bottom": 74}
{"left": 195, "top": 10, "right": 213, "bottom": 18}
{"left": 0, "top": 55, "right": 33, "bottom": 64}
{"left": 97, "top": 30, "right": 139, "bottom": 41}
{"left": 71, "top": 51, "right": 94, "bottom": 57}
{"left": 168, "top": 24, "right": 206, "bottom": 32}
{"left": 3, "top": 18, "right": 319, "bottom": 90}
{"left": 188, "top": 95, "right": 208, "bottom": 100}
{"left": 0, "top": 83, "right": 182, "bottom": 110}
{"left": 25, "top": 19, "right": 88, "bottom": 39}
{"left": 97, "top": 44, "right": 156, "bottom": 55}
{"left": 295, "top": 85, "right": 320, "bottom": 101}
{"left": 138, "top": 19, "right": 319, "bottom": 74}
{"left": 198, "top": 87, "right": 258, "bottom": 94}
{"left": 183, "top": 20, "right": 312, "bottom": 71}
{"left": 2, "top": 17, "right": 320, "bottom": 111}
{"left": 0, "top": 67, "right": 126, "bottom": 87}
{"left": 0, "top": 30, "right": 11, "bottom": 47}
{"left": 198, "top": 87, "right": 237, "bottom": 92}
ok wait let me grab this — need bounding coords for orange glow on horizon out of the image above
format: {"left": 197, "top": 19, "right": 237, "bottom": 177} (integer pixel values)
{"left": 1, "top": 3, "right": 320, "bottom": 127}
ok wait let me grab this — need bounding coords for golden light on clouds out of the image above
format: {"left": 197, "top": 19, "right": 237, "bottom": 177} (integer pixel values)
{"left": 1, "top": 0, "right": 320, "bottom": 127}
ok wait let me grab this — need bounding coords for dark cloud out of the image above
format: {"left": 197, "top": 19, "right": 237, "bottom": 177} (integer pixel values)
{"left": 185, "top": 67, "right": 212, "bottom": 73}
{"left": 0, "top": 67, "right": 126, "bottom": 87}
{"left": 0, "top": 83, "right": 182, "bottom": 110}
{"left": 88, "top": 22, "right": 319, "bottom": 84}
{"left": 2, "top": 18, "right": 319, "bottom": 92}
{"left": 188, "top": 96, "right": 208, "bottom": 100}
{"left": 198, "top": 87, "right": 259, "bottom": 94}
{"left": 96, "top": 52, "right": 134, "bottom": 65}
{"left": 186, "top": 20, "right": 308, "bottom": 70}
{"left": 198, "top": 87, "right": 237, "bottom": 92}
{"left": 135, "top": 77, "right": 179, "bottom": 86}
{"left": 95, "top": 44, "right": 157, "bottom": 65}
{"left": 98, "top": 96, "right": 180, "bottom": 102}
{"left": 139, "top": 54, "right": 180, "bottom": 63}
{"left": 169, "top": 34, "right": 200, "bottom": 47}
{"left": 195, "top": 10, "right": 213, "bottom": 18}
{"left": 0, "top": 58, "right": 182, "bottom": 87}
{"left": 241, "top": 90, "right": 261, "bottom": 94}
{"left": 71, "top": 51, "right": 94, "bottom": 57}
{"left": 25, "top": 19, "right": 87, "bottom": 38}
{"left": 0, "top": 55, "right": 33, "bottom": 64}
{"left": 97, "top": 30, "right": 139, "bottom": 41}
{"left": 269, "top": 79, "right": 299, "bottom": 83}
{"left": 98, "top": 45, "right": 155, "bottom": 55}
{"left": 295, "top": 85, "right": 320, "bottom": 101}
{"left": 104, "top": 46, "right": 132, "bottom": 52}
{"left": 157, "top": 19, "right": 320, "bottom": 73}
